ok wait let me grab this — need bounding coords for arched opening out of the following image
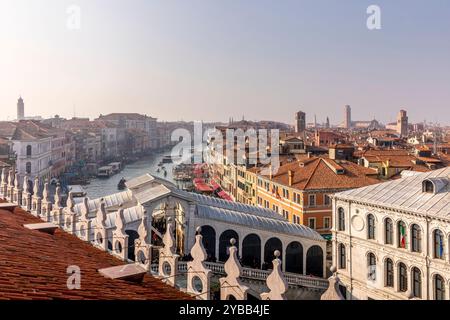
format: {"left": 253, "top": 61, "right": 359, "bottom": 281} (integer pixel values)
{"left": 285, "top": 241, "right": 303, "bottom": 274}
{"left": 367, "top": 252, "right": 376, "bottom": 281}
{"left": 422, "top": 180, "right": 434, "bottom": 193}
{"left": 242, "top": 233, "right": 261, "bottom": 269}
{"left": 411, "top": 224, "right": 421, "bottom": 253}
{"left": 385, "top": 258, "right": 394, "bottom": 287}
{"left": 338, "top": 207, "right": 345, "bottom": 231}
{"left": 125, "top": 230, "right": 140, "bottom": 261}
{"left": 26, "top": 145, "right": 32, "bottom": 157}
{"left": 219, "top": 230, "right": 239, "bottom": 262}
{"left": 434, "top": 274, "right": 445, "bottom": 300}
{"left": 398, "top": 221, "right": 407, "bottom": 249}
{"left": 367, "top": 214, "right": 376, "bottom": 240}
{"left": 263, "top": 237, "right": 282, "bottom": 270}
{"left": 433, "top": 229, "right": 444, "bottom": 259}
{"left": 338, "top": 243, "right": 346, "bottom": 270}
{"left": 200, "top": 225, "right": 216, "bottom": 262}
{"left": 26, "top": 162, "right": 31, "bottom": 174}
{"left": 398, "top": 262, "right": 408, "bottom": 292}
{"left": 306, "top": 245, "right": 323, "bottom": 277}
{"left": 385, "top": 218, "right": 393, "bottom": 245}
{"left": 412, "top": 267, "right": 422, "bottom": 298}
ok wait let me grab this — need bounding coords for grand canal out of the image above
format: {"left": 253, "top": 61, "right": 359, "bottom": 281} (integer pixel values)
{"left": 82, "top": 150, "right": 185, "bottom": 199}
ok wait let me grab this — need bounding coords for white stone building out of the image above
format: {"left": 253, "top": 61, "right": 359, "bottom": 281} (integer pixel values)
{"left": 332, "top": 167, "right": 450, "bottom": 300}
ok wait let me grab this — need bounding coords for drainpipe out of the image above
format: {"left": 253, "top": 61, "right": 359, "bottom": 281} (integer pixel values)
{"left": 425, "top": 214, "right": 430, "bottom": 300}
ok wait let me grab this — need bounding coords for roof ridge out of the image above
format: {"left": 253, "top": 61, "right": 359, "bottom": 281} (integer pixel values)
{"left": 303, "top": 158, "right": 322, "bottom": 189}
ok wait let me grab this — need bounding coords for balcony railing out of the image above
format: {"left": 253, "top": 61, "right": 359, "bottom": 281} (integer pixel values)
{"left": 150, "top": 261, "right": 328, "bottom": 289}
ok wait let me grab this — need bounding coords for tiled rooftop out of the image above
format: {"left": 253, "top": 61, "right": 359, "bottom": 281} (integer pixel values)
{"left": 0, "top": 202, "right": 191, "bottom": 300}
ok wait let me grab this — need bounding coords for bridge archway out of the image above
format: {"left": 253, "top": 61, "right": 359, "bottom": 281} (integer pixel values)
{"left": 263, "top": 237, "right": 282, "bottom": 269}
{"left": 219, "top": 229, "right": 239, "bottom": 262}
{"left": 200, "top": 225, "right": 216, "bottom": 261}
{"left": 242, "top": 233, "right": 261, "bottom": 268}
{"left": 286, "top": 241, "right": 303, "bottom": 274}
{"left": 306, "top": 245, "right": 323, "bottom": 277}
{"left": 126, "top": 230, "right": 140, "bottom": 261}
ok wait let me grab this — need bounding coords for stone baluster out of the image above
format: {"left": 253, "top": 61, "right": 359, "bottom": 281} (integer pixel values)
{"left": 0, "top": 167, "right": 7, "bottom": 199}
{"left": 260, "top": 250, "right": 288, "bottom": 300}
{"left": 6, "top": 169, "right": 14, "bottom": 201}
{"left": 219, "top": 238, "right": 249, "bottom": 300}
{"left": 134, "top": 212, "right": 152, "bottom": 271}
{"left": 186, "top": 227, "right": 212, "bottom": 300}
{"left": 13, "top": 172, "right": 22, "bottom": 206}
{"left": 320, "top": 266, "right": 345, "bottom": 300}
{"left": 22, "top": 174, "right": 32, "bottom": 211}
{"left": 31, "top": 177, "right": 41, "bottom": 216}
{"left": 64, "top": 191, "right": 77, "bottom": 234}
{"left": 41, "top": 179, "right": 53, "bottom": 221}
{"left": 78, "top": 197, "right": 91, "bottom": 241}
{"left": 112, "top": 206, "right": 129, "bottom": 261}
{"left": 158, "top": 217, "right": 179, "bottom": 287}
{"left": 51, "top": 182, "right": 64, "bottom": 226}
{"left": 94, "top": 200, "right": 108, "bottom": 251}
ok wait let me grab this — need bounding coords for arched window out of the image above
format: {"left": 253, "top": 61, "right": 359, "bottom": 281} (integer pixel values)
{"left": 367, "top": 214, "right": 376, "bottom": 240}
{"left": 398, "top": 221, "right": 407, "bottom": 249}
{"left": 412, "top": 267, "right": 422, "bottom": 298}
{"left": 338, "top": 207, "right": 345, "bottom": 231}
{"left": 411, "top": 224, "right": 421, "bottom": 252}
{"left": 434, "top": 274, "right": 445, "bottom": 300}
{"left": 422, "top": 180, "right": 434, "bottom": 193}
{"left": 338, "top": 243, "right": 346, "bottom": 269}
{"left": 433, "top": 229, "right": 444, "bottom": 259}
{"left": 26, "top": 162, "right": 31, "bottom": 174}
{"left": 398, "top": 263, "right": 408, "bottom": 292}
{"left": 385, "top": 218, "right": 393, "bottom": 245}
{"left": 385, "top": 258, "right": 394, "bottom": 287}
{"left": 26, "top": 145, "right": 32, "bottom": 157}
{"left": 367, "top": 252, "right": 376, "bottom": 281}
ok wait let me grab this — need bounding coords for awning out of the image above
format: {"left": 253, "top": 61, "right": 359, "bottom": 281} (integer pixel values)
{"left": 210, "top": 179, "right": 221, "bottom": 191}
{"left": 217, "top": 190, "right": 233, "bottom": 201}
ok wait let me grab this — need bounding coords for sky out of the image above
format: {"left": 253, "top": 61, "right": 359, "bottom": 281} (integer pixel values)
{"left": 0, "top": 0, "right": 449, "bottom": 125}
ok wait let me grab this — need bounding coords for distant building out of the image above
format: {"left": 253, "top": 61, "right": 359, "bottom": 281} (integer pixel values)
{"left": 295, "top": 111, "right": 306, "bottom": 133}
{"left": 17, "top": 97, "right": 24, "bottom": 120}
{"left": 344, "top": 105, "right": 351, "bottom": 129}
{"left": 397, "top": 109, "right": 408, "bottom": 137}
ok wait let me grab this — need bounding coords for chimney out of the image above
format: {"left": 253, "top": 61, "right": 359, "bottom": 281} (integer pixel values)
{"left": 288, "top": 170, "right": 294, "bottom": 186}
{"left": 269, "top": 164, "right": 273, "bottom": 180}
{"left": 307, "top": 152, "right": 311, "bottom": 158}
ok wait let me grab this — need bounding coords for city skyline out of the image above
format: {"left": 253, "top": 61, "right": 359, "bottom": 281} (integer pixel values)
{"left": 1, "top": 0, "right": 450, "bottom": 124}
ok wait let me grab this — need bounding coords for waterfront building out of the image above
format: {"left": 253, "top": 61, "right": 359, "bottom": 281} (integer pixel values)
{"left": 332, "top": 167, "right": 450, "bottom": 300}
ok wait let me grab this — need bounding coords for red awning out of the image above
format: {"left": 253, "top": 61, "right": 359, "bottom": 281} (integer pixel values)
{"left": 194, "top": 178, "right": 214, "bottom": 192}
{"left": 217, "top": 190, "right": 233, "bottom": 201}
{"left": 210, "top": 180, "right": 221, "bottom": 190}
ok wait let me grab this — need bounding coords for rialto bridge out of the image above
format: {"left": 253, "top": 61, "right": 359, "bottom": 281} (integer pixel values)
{"left": 1, "top": 169, "right": 331, "bottom": 299}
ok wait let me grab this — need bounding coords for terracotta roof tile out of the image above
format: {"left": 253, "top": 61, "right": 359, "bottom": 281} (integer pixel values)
{"left": 0, "top": 202, "right": 191, "bottom": 300}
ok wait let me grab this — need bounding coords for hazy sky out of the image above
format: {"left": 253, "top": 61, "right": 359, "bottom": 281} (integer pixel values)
{"left": 1, "top": 0, "right": 449, "bottom": 125}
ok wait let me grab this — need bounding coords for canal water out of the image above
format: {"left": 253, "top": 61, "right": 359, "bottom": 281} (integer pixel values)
{"left": 83, "top": 150, "right": 184, "bottom": 199}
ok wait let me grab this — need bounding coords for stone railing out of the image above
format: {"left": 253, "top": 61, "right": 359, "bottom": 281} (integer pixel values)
{"left": 150, "top": 261, "right": 328, "bottom": 290}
